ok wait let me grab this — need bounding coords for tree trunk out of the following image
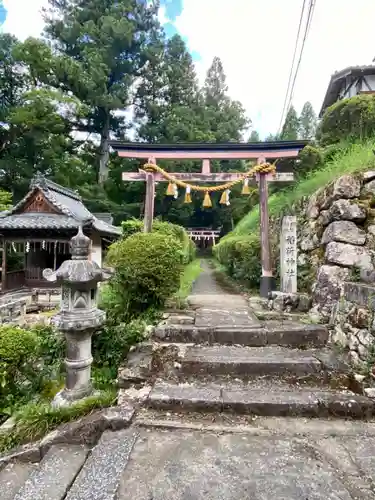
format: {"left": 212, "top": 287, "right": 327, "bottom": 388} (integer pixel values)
{"left": 98, "top": 112, "right": 110, "bottom": 185}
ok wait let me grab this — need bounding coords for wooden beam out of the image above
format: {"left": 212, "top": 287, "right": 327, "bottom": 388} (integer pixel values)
{"left": 122, "top": 171, "right": 294, "bottom": 183}
{"left": 118, "top": 149, "right": 300, "bottom": 160}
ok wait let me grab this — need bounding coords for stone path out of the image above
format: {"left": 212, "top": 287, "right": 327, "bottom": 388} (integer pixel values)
{"left": 2, "top": 261, "right": 375, "bottom": 498}
{"left": 3, "top": 422, "right": 375, "bottom": 499}
{"left": 188, "top": 260, "right": 260, "bottom": 327}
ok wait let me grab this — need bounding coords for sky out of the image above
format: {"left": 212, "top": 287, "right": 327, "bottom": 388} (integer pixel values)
{"left": 1, "top": 0, "right": 375, "bottom": 138}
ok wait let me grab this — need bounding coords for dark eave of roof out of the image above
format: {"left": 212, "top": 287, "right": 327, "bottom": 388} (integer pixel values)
{"left": 109, "top": 140, "right": 308, "bottom": 153}
{"left": 319, "top": 65, "right": 375, "bottom": 117}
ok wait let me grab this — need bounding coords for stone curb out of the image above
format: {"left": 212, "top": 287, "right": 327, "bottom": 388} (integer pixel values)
{"left": 0, "top": 405, "right": 134, "bottom": 470}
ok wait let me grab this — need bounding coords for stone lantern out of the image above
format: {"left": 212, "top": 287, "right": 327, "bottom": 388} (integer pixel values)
{"left": 43, "top": 226, "right": 107, "bottom": 405}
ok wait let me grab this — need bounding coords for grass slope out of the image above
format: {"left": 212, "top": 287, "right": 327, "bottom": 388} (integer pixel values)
{"left": 229, "top": 141, "right": 375, "bottom": 238}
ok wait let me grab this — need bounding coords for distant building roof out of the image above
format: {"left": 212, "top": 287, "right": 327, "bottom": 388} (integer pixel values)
{"left": 319, "top": 65, "right": 375, "bottom": 117}
{"left": 0, "top": 174, "right": 121, "bottom": 236}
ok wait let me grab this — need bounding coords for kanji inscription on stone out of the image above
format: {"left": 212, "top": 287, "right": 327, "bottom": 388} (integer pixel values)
{"left": 280, "top": 216, "right": 297, "bottom": 293}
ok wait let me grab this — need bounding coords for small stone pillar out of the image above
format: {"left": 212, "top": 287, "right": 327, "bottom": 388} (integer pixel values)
{"left": 43, "top": 227, "right": 107, "bottom": 405}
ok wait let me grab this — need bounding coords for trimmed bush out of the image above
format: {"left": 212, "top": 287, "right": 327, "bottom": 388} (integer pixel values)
{"left": 214, "top": 234, "right": 262, "bottom": 290}
{"left": 121, "top": 219, "right": 144, "bottom": 239}
{"left": 121, "top": 218, "right": 195, "bottom": 264}
{"left": 318, "top": 94, "right": 375, "bottom": 145}
{"left": 106, "top": 231, "right": 184, "bottom": 315}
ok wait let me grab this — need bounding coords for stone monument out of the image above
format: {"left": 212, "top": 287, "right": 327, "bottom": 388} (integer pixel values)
{"left": 280, "top": 216, "right": 297, "bottom": 293}
{"left": 43, "top": 226, "right": 107, "bottom": 405}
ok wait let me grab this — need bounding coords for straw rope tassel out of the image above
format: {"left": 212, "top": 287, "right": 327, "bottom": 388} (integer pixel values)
{"left": 203, "top": 191, "right": 212, "bottom": 208}
{"left": 219, "top": 190, "right": 228, "bottom": 205}
{"left": 184, "top": 185, "right": 192, "bottom": 204}
{"left": 166, "top": 182, "right": 175, "bottom": 196}
{"left": 241, "top": 177, "right": 250, "bottom": 195}
{"left": 225, "top": 189, "right": 231, "bottom": 206}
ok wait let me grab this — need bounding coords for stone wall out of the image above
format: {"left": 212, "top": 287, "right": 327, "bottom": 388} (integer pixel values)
{"left": 295, "top": 172, "right": 375, "bottom": 318}
{"left": 290, "top": 170, "right": 375, "bottom": 368}
{"left": 331, "top": 282, "right": 375, "bottom": 370}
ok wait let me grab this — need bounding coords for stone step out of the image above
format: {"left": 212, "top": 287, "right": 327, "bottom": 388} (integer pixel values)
{"left": 179, "top": 345, "right": 325, "bottom": 380}
{"left": 0, "top": 461, "right": 37, "bottom": 500}
{"left": 13, "top": 444, "right": 88, "bottom": 500}
{"left": 153, "top": 323, "right": 328, "bottom": 348}
{"left": 147, "top": 381, "right": 375, "bottom": 418}
{"left": 65, "top": 429, "right": 138, "bottom": 500}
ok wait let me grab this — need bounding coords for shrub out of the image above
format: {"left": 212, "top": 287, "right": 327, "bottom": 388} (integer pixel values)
{"left": 0, "top": 326, "right": 40, "bottom": 416}
{"left": 92, "top": 317, "right": 148, "bottom": 374}
{"left": 106, "top": 232, "right": 184, "bottom": 315}
{"left": 121, "top": 219, "right": 144, "bottom": 239}
{"left": 121, "top": 218, "right": 195, "bottom": 264}
{"left": 318, "top": 94, "right": 375, "bottom": 145}
{"left": 214, "top": 234, "right": 262, "bottom": 289}
{"left": 297, "top": 145, "right": 323, "bottom": 178}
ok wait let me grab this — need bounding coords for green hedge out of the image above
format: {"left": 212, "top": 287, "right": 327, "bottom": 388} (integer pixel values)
{"left": 121, "top": 218, "right": 195, "bottom": 264}
{"left": 106, "top": 231, "right": 184, "bottom": 316}
{"left": 213, "top": 234, "right": 262, "bottom": 290}
{"left": 318, "top": 94, "right": 375, "bottom": 145}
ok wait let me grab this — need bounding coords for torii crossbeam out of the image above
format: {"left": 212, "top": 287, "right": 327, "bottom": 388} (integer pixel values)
{"left": 109, "top": 141, "right": 307, "bottom": 297}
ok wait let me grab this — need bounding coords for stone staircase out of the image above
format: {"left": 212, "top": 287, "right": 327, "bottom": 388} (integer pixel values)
{"left": 0, "top": 428, "right": 137, "bottom": 500}
{"left": 119, "top": 308, "right": 374, "bottom": 421}
{"left": 1, "top": 263, "right": 375, "bottom": 498}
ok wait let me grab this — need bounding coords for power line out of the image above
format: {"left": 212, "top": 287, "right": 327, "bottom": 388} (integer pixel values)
{"left": 277, "top": 0, "right": 307, "bottom": 134}
{"left": 284, "top": 0, "right": 316, "bottom": 117}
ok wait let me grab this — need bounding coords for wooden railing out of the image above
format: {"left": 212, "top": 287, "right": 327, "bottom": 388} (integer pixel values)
{"left": 6, "top": 270, "right": 26, "bottom": 291}
{"left": 25, "top": 267, "right": 44, "bottom": 281}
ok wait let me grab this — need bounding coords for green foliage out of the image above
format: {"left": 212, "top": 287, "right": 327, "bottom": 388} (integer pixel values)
{"left": 121, "top": 219, "right": 195, "bottom": 264}
{"left": 297, "top": 145, "right": 323, "bottom": 178}
{"left": 0, "top": 189, "right": 12, "bottom": 212}
{"left": 213, "top": 234, "right": 262, "bottom": 289}
{"left": 299, "top": 101, "right": 317, "bottom": 139}
{"left": 248, "top": 130, "right": 260, "bottom": 142}
{"left": 318, "top": 94, "right": 375, "bottom": 145}
{"left": 281, "top": 105, "right": 299, "bottom": 140}
{"left": 106, "top": 232, "right": 184, "bottom": 315}
{"left": 121, "top": 219, "right": 144, "bottom": 239}
{"left": 92, "top": 316, "right": 149, "bottom": 375}
{"left": 0, "top": 326, "right": 39, "bottom": 416}
{"left": 0, "top": 390, "right": 116, "bottom": 453}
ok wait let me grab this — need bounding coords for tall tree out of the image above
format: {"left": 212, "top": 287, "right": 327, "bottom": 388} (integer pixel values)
{"left": 204, "top": 56, "right": 228, "bottom": 108}
{"left": 299, "top": 101, "right": 317, "bottom": 139}
{"left": 136, "top": 34, "right": 204, "bottom": 144}
{"left": 281, "top": 105, "right": 299, "bottom": 140}
{"left": 248, "top": 130, "right": 260, "bottom": 142}
{"left": 203, "top": 56, "right": 249, "bottom": 143}
{"left": 19, "top": 0, "right": 161, "bottom": 184}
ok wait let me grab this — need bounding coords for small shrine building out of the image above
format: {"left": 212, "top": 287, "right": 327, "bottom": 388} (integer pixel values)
{"left": 0, "top": 174, "right": 120, "bottom": 292}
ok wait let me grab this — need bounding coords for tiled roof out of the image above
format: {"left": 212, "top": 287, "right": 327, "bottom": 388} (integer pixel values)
{"left": 0, "top": 213, "right": 81, "bottom": 230}
{"left": 0, "top": 174, "right": 121, "bottom": 236}
{"left": 319, "top": 65, "right": 375, "bottom": 117}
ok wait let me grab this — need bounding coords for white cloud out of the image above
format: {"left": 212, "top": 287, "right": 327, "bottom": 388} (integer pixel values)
{"left": 174, "top": 0, "right": 375, "bottom": 137}
{"left": 4, "top": 0, "right": 375, "bottom": 138}
{"left": 3, "top": 0, "right": 48, "bottom": 40}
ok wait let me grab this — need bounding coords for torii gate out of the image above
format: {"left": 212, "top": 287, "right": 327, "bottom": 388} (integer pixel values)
{"left": 109, "top": 141, "right": 307, "bottom": 297}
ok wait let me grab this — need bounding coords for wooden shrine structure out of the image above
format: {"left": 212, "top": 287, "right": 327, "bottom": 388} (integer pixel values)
{"left": 110, "top": 141, "right": 307, "bottom": 297}
{"left": 0, "top": 174, "right": 120, "bottom": 293}
{"left": 187, "top": 228, "right": 221, "bottom": 248}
